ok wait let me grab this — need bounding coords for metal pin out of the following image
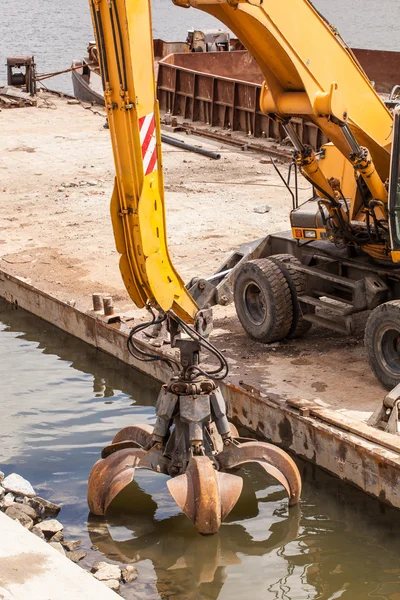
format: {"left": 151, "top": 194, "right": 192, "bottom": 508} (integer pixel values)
{"left": 92, "top": 294, "right": 103, "bottom": 312}
{"left": 103, "top": 296, "right": 114, "bottom": 316}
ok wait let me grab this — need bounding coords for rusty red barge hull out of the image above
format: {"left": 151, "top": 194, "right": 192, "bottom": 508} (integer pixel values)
{"left": 157, "top": 48, "right": 400, "bottom": 149}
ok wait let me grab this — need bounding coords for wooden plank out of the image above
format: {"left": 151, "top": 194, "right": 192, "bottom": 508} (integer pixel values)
{"left": 0, "top": 95, "right": 15, "bottom": 107}
{"left": 286, "top": 397, "right": 400, "bottom": 454}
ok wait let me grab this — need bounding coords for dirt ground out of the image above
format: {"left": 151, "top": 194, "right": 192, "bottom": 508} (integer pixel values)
{"left": 0, "top": 94, "right": 386, "bottom": 419}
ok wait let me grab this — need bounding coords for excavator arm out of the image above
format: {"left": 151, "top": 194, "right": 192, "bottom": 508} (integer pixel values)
{"left": 89, "top": 0, "right": 197, "bottom": 323}
{"left": 91, "top": 0, "right": 395, "bottom": 314}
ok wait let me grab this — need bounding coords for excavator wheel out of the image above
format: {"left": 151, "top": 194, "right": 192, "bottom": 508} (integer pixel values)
{"left": 233, "top": 258, "right": 293, "bottom": 343}
{"left": 269, "top": 254, "right": 313, "bottom": 338}
{"left": 365, "top": 300, "right": 400, "bottom": 389}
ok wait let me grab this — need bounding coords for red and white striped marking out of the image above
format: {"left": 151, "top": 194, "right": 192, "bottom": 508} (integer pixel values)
{"left": 139, "top": 112, "right": 158, "bottom": 176}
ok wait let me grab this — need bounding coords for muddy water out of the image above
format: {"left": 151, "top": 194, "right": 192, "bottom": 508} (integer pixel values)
{"left": 2, "top": 299, "right": 400, "bottom": 599}
{"left": 0, "top": 1, "right": 398, "bottom": 95}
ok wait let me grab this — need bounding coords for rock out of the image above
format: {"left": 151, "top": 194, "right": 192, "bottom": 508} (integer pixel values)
{"left": 67, "top": 551, "right": 86, "bottom": 563}
{"left": 5, "top": 506, "right": 34, "bottom": 530}
{"left": 2, "top": 492, "right": 15, "bottom": 507}
{"left": 63, "top": 182, "right": 78, "bottom": 188}
{"left": 31, "top": 525, "right": 46, "bottom": 540}
{"left": 102, "top": 580, "right": 120, "bottom": 592}
{"left": 7, "top": 502, "right": 37, "bottom": 521}
{"left": 49, "top": 542, "right": 66, "bottom": 556}
{"left": 24, "top": 498, "right": 45, "bottom": 519}
{"left": 87, "top": 180, "right": 97, "bottom": 186}
{"left": 0, "top": 485, "right": 5, "bottom": 501}
{"left": 253, "top": 204, "right": 271, "bottom": 214}
{"left": 35, "top": 519, "right": 63, "bottom": 538}
{"left": 67, "top": 99, "right": 80, "bottom": 105}
{"left": 34, "top": 497, "right": 61, "bottom": 518}
{"left": 92, "top": 562, "right": 121, "bottom": 581}
{"left": 121, "top": 566, "right": 138, "bottom": 583}
{"left": 0, "top": 472, "right": 4, "bottom": 483}
{"left": 62, "top": 539, "right": 81, "bottom": 552}
{"left": 14, "top": 495, "right": 24, "bottom": 504}
{"left": 3, "top": 473, "right": 35, "bottom": 498}
{"left": 49, "top": 530, "right": 64, "bottom": 543}
{"left": 57, "top": 186, "right": 66, "bottom": 192}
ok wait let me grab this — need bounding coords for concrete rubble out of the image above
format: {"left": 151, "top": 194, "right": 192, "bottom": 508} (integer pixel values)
{"left": 0, "top": 470, "right": 141, "bottom": 597}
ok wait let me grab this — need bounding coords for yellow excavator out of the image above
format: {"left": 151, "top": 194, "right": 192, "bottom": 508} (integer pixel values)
{"left": 182, "top": 1, "right": 400, "bottom": 393}
{"left": 86, "top": 0, "right": 400, "bottom": 533}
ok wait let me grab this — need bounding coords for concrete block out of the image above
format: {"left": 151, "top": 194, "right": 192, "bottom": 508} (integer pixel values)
{"left": 0, "top": 512, "right": 118, "bottom": 599}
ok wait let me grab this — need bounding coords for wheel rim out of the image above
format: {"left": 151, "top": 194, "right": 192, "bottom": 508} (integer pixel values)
{"left": 377, "top": 326, "right": 400, "bottom": 377}
{"left": 243, "top": 282, "right": 267, "bottom": 325}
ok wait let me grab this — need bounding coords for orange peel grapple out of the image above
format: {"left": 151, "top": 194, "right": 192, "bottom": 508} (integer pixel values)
{"left": 88, "top": 316, "right": 301, "bottom": 535}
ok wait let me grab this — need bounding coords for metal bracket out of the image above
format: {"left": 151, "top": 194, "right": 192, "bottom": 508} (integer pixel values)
{"left": 118, "top": 207, "right": 137, "bottom": 216}
{"left": 367, "top": 383, "right": 400, "bottom": 435}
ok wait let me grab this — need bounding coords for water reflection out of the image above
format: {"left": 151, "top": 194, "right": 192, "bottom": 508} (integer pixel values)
{"left": 87, "top": 462, "right": 400, "bottom": 600}
{"left": 88, "top": 472, "right": 301, "bottom": 599}
{"left": 0, "top": 301, "right": 158, "bottom": 405}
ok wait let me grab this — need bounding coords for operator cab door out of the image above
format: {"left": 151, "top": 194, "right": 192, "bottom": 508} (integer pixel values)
{"left": 389, "top": 109, "right": 400, "bottom": 256}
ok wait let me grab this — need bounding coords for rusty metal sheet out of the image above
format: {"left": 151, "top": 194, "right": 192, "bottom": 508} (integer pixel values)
{"left": 157, "top": 48, "right": 400, "bottom": 150}
{"left": 352, "top": 48, "right": 400, "bottom": 94}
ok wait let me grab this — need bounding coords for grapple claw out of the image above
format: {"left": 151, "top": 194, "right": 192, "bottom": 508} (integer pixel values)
{"left": 88, "top": 448, "right": 146, "bottom": 515}
{"left": 87, "top": 355, "right": 302, "bottom": 533}
{"left": 216, "top": 440, "right": 301, "bottom": 507}
{"left": 87, "top": 423, "right": 171, "bottom": 516}
{"left": 112, "top": 424, "right": 154, "bottom": 447}
{"left": 100, "top": 424, "right": 155, "bottom": 458}
{"left": 167, "top": 455, "right": 243, "bottom": 535}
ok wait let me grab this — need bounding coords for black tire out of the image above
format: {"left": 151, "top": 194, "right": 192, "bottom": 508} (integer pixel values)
{"left": 233, "top": 258, "right": 293, "bottom": 343}
{"left": 269, "top": 254, "right": 313, "bottom": 338}
{"left": 365, "top": 300, "right": 400, "bottom": 389}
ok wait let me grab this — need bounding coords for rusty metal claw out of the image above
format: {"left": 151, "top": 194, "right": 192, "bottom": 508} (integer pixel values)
{"left": 88, "top": 443, "right": 170, "bottom": 515}
{"left": 88, "top": 448, "right": 146, "bottom": 515}
{"left": 111, "top": 424, "right": 154, "bottom": 447}
{"left": 88, "top": 423, "right": 170, "bottom": 516}
{"left": 216, "top": 439, "right": 302, "bottom": 507}
{"left": 87, "top": 356, "right": 302, "bottom": 533}
{"left": 167, "top": 455, "right": 243, "bottom": 534}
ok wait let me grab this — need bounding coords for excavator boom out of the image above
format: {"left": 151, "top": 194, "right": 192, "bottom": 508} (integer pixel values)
{"left": 175, "top": 0, "right": 392, "bottom": 180}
